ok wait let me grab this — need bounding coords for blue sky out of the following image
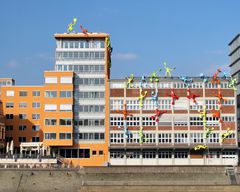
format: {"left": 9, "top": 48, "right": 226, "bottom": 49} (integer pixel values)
{"left": 0, "top": 0, "right": 239, "bottom": 85}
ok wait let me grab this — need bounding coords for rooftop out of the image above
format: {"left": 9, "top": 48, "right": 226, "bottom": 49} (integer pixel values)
{"left": 54, "top": 33, "right": 110, "bottom": 39}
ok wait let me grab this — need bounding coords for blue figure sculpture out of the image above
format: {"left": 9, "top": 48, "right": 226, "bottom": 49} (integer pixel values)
{"left": 200, "top": 73, "right": 208, "bottom": 83}
{"left": 118, "top": 121, "right": 131, "bottom": 138}
{"left": 151, "top": 90, "right": 158, "bottom": 107}
{"left": 179, "top": 76, "right": 193, "bottom": 87}
{"left": 140, "top": 76, "right": 147, "bottom": 88}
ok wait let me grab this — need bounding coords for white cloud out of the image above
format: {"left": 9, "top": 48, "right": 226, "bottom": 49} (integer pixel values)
{"left": 112, "top": 52, "right": 137, "bottom": 60}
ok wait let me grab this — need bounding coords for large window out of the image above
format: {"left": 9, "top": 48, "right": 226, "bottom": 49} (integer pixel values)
{"left": 60, "top": 119, "right": 72, "bottom": 126}
{"left": 59, "top": 133, "right": 72, "bottom": 140}
{"left": 32, "top": 125, "right": 40, "bottom": 131}
{"left": 77, "top": 78, "right": 104, "bottom": 85}
{"left": 6, "top": 102, "right": 14, "bottom": 108}
{"left": 142, "top": 151, "right": 156, "bottom": 159}
{"left": 76, "top": 119, "right": 104, "bottom": 126}
{"left": 79, "top": 105, "right": 104, "bottom": 113}
{"left": 159, "top": 151, "right": 172, "bottom": 158}
{"left": 174, "top": 133, "right": 188, "bottom": 143}
{"left": 56, "top": 51, "right": 105, "bottom": 61}
{"left": 59, "top": 148, "right": 90, "bottom": 158}
{"left": 60, "top": 77, "right": 72, "bottom": 84}
{"left": 19, "top": 125, "right": 27, "bottom": 131}
{"left": 32, "top": 114, "right": 40, "bottom": 120}
{"left": 32, "top": 102, "right": 40, "bottom": 108}
{"left": 44, "top": 133, "right": 56, "bottom": 140}
{"left": 78, "top": 132, "right": 104, "bottom": 140}
{"left": 32, "top": 91, "right": 40, "bottom": 97}
{"left": 45, "top": 91, "right": 57, "bottom": 98}
{"left": 174, "top": 151, "right": 188, "bottom": 158}
{"left": 19, "top": 137, "right": 26, "bottom": 142}
{"left": 45, "top": 77, "right": 57, "bottom": 84}
{"left": 206, "top": 99, "right": 219, "bottom": 110}
{"left": 32, "top": 137, "right": 40, "bottom": 142}
{"left": 19, "top": 91, "right": 27, "bottom": 97}
{"left": 159, "top": 133, "right": 172, "bottom": 143}
{"left": 190, "top": 133, "right": 203, "bottom": 143}
{"left": 44, "top": 104, "right": 57, "bottom": 111}
{"left": 110, "top": 151, "right": 124, "bottom": 159}
{"left": 78, "top": 91, "right": 104, "bottom": 99}
{"left": 207, "top": 133, "right": 219, "bottom": 143}
{"left": 60, "top": 91, "right": 72, "bottom": 98}
{"left": 110, "top": 133, "right": 124, "bottom": 143}
{"left": 60, "top": 104, "right": 72, "bottom": 111}
{"left": 19, "top": 102, "right": 27, "bottom": 108}
{"left": 19, "top": 114, "right": 27, "bottom": 120}
{"left": 6, "top": 90, "right": 14, "bottom": 96}
{"left": 5, "top": 125, "right": 13, "bottom": 131}
{"left": 45, "top": 119, "right": 57, "bottom": 126}
{"left": 6, "top": 114, "right": 13, "bottom": 119}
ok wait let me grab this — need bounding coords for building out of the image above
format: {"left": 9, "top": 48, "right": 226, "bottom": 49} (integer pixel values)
{"left": 229, "top": 34, "right": 240, "bottom": 132}
{"left": 109, "top": 77, "right": 238, "bottom": 166}
{"left": 0, "top": 28, "right": 238, "bottom": 166}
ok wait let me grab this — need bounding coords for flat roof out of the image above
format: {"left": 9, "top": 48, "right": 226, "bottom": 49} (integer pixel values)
{"left": 54, "top": 33, "right": 109, "bottom": 39}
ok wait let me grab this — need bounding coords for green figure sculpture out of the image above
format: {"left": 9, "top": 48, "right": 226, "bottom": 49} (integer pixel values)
{"left": 67, "top": 18, "right": 77, "bottom": 33}
{"left": 205, "top": 127, "right": 214, "bottom": 139}
{"left": 150, "top": 69, "right": 161, "bottom": 83}
{"left": 228, "top": 77, "right": 237, "bottom": 91}
{"left": 125, "top": 74, "right": 134, "bottom": 88}
{"left": 164, "top": 62, "right": 175, "bottom": 77}
{"left": 198, "top": 106, "right": 207, "bottom": 129}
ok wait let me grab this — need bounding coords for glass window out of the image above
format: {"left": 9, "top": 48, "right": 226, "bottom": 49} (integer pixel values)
{"left": 19, "top": 125, "right": 27, "bottom": 131}
{"left": 5, "top": 125, "right": 13, "bottom": 131}
{"left": 6, "top": 114, "right": 13, "bottom": 119}
{"left": 19, "top": 137, "right": 26, "bottom": 142}
{"left": 44, "top": 119, "right": 57, "bottom": 126}
{"left": 60, "top": 91, "right": 72, "bottom": 98}
{"left": 19, "top": 114, "right": 27, "bottom": 120}
{"left": 32, "top": 125, "right": 40, "bottom": 131}
{"left": 6, "top": 102, "right": 14, "bottom": 108}
{"left": 32, "top": 137, "right": 40, "bottom": 142}
{"left": 60, "top": 77, "right": 72, "bottom": 84}
{"left": 19, "top": 102, "right": 27, "bottom": 108}
{"left": 44, "top": 133, "right": 56, "bottom": 140}
{"left": 32, "top": 114, "right": 40, "bottom": 120}
{"left": 33, "top": 91, "right": 40, "bottom": 97}
{"left": 6, "top": 90, "right": 14, "bottom": 96}
{"left": 32, "top": 102, "right": 40, "bottom": 108}
{"left": 19, "top": 91, "right": 27, "bottom": 97}
{"left": 45, "top": 77, "right": 57, "bottom": 84}
{"left": 45, "top": 91, "right": 57, "bottom": 98}
{"left": 60, "top": 119, "right": 72, "bottom": 126}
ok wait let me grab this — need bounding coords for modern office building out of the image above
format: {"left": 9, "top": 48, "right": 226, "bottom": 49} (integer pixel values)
{"left": 109, "top": 77, "right": 238, "bottom": 166}
{"left": 0, "top": 29, "right": 238, "bottom": 166}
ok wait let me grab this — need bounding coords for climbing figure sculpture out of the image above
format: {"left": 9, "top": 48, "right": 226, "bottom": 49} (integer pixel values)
{"left": 137, "top": 126, "right": 147, "bottom": 144}
{"left": 116, "top": 103, "right": 133, "bottom": 120}
{"left": 67, "top": 18, "right": 77, "bottom": 33}
{"left": 211, "top": 68, "right": 221, "bottom": 85}
{"left": 150, "top": 109, "right": 167, "bottom": 122}
{"left": 198, "top": 106, "right": 207, "bottom": 128}
{"left": 118, "top": 121, "right": 131, "bottom": 138}
{"left": 194, "top": 145, "right": 208, "bottom": 151}
{"left": 164, "top": 62, "right": 175, "bottom": 77}
{"left": 138, "top": 88, "right": 147, "bottom": 108}
{"left": 187, "top": 88, "right": 199, "bottom": 104}
{"left": 125, "top": 74, "right": 134, "bottom": 88}
{"left": 151, "top": 90, "right": 158, "bottom": 107}
{"left": 205, "top": 127, "right": 214, "bottom": 139}
{"left": 200, "top": 73, "right": 208, "bottom": 83}
{"left": 80, "top": 25, "right": 88, "bottom": 35}
{"left": 228, "top": 77, "right": 237, "bottom": 91}
{"left": 150, "top": 69, "right": 161, "bottom": 83}
{"left": 179, "top": 76, "right": 193, "bottom": 87}
{"left": 221, "top": 128, "right": 234, "bottom": 143}
{"left": 211, "top": 108, "right": 223, "bottom": 124}
{"left": 166, "top": 89, "right": 179, "bottom": 105}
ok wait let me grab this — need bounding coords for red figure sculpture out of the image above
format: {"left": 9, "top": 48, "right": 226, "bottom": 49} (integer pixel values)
{"left": 80, "top": 25, "right": 88, "bottom": 34}
{"left": 116, "top": 103, "right": 133, "bottom": 120}
{"left": 150, "top": 109, "right": 167, "bottom": 122}
{"left": 166, "top": 90, "right": 179, "bottom": 105}
{"left": 214, "top": 88, "right": 227, "bottom": 107}
{"left": 186, "top": 88, "right": 199, "bottom": 104}
{"left": 212, "top": 68, "right": 221, "bottom": 85}
{"left": 212, "top": 108, "right": 223, "bottom": 124}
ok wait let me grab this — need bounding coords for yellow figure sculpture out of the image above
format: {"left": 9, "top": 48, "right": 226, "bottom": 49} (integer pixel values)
{"left": 194, "top": 145, "right": 208, "bottom": 151}
{"left": 138, "top": 88, "right": 147, "bottom": 108}
{"left": 221, "top": 128, "right": 234, "bottom": 143}
{"left": 67, "top": 18, "right": 77, "bottom": 33}
{"left": 164, "top": 62, "right": 175, "bottom": 77}
{"left": 137, "top": 126, "right": 147, "bottom": 144}
{"left": 205, "top": 127, "right": 214, "bottom": 139}
{"left": 125, "top": 74, "right": 134, "bottom": 88}
{"left": 198, "top": 106, "right": 207, "bottom": 128}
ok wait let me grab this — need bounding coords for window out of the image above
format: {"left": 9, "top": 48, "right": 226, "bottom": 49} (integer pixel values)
{"left": 60, "top": 77, "right": 72, "bottom": 84}
{"left": 110, "top": 133, "right": 124, "bottom": 143}
{"left": 60, "top": 119, "right": 72, "bottom": 126}
{"left": 59, "top": 133, "right": 72, "bottom": 140}
{"left": 19, "top": 125, "right": 27, "bottom": 131}
{"left": 77, "top": 78, "right": 105, "bottom": 85}
{"left": 32, "top": 137, "right": 40, "bottom": 142}
{"left": 207, "top": 133, "right": 219, "bottom": 143}
{"left": 33, "top": 91, "right": 40, "bottom": 97}
{"left": 45, "top": 77, "right": 57, "bottom": 84}
{"left": 159, "top": 151, "right": 172, "bottom": 158}
{"left": 142, "top": 151, "right": 156, "bottom": 159}
{"left": 32, "top": 114, "right": 40, "bottom": 120}
{"left": 60, "top": 104, "right": 72, "bottom": 111}
{"left": 44, "top": 133, "right": 56, "bottom": 140}
{"left": 19, "top": 114, "right": 27, "bottom": 120}
{"left": 144, "top": 133, "right": 156, "bottom": 143}
{"left": 79, "top": 105, "right": 104, "bottom": 113}
{"left": 60, "top": 91, "right": 72, "bottom": 98}
{"left": 45, "top": 91, "right": 57, "bottom": 98}
{"left": 6, "top": 114, "right": 13, "bottom": 119}
{"left": 45, "top": 119, "right": 57, "bottom": 126}
{"left": 6, "top": 90, "right": 14, "bottom": 96}
{"left": 126, "top": 151, "right": 140, "bottom": 158}
{"left": 5, "top": 125, "right": 13, "bottom": 131}
{"left": 206, "top": 99, "right": 219, "bottom": 110}
{"left": 5, "top": 137, "right": 13, "bottom": 142}
{"left": 76, "top": 119, "right": 104, "bottom": 126}
{"left": 32, "top": 125, "right": 40, "bottom": 131}
{"left": 99, "top": 150, "right": 104, "bottom": 155}
{"left": 222, "top": 151, "right": 236, "bottom": 159}
{"left": 32, "top": 102, "right": 40, "bottom": 108}
{"left": 174, "top": 133, "right": 188, "bottom": 143}
{"left": 110, "top": 151, "right": 124, "bottom": 158}
{"left": 19, "top": 137, "right": 26, "bottom": 142}
{"left": 174, "top": 151, "right": 188, "bottom": 158}
{"left": 19, "top": 102, "right": 27, "bottom": 108}
{"left": 222, "top": 116, "right": 235, "bottom": 122}
{"left": 19, "top": 91, "right": 27, "bottom": 97}
{"left": 190, "top": 133, "right": 203, "bottom": 143}
{"left": 78, "top": 133, "right": 104, "bottom": 140}
{"left": 110, "top": 100, "right": 124, "bottom": 110}
{"left": 6, "top": 102, "right": 14, "bottom": 108}
{"left": 159, "top": 133, "right": 172, "bottom": 143}
{"left": 92, "top": 150, "right": 97, "bottom": 155}
{"left": 190, "top": 117, "right": 203, "bottom": 126}
{"left": 44, "top": 104, "right": 57, "bottom": 111}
